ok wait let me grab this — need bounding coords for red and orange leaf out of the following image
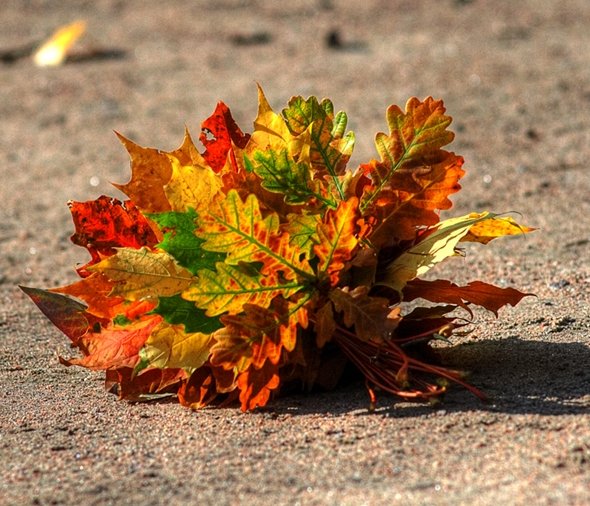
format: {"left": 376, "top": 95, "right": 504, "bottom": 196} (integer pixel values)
{"left": 200, "top": 101, "right": 250, "bottom": 172}
{"left": 236, "top": 361, "right": 280, "bottom": 411}
{"left": 69, "top": 196, "right": 159, "bottom": 275}
{"left": 359, "top": 97, "right": 463, "bottom": 246}
{"left": 403, "top": 279, "right": 533, "bottom": 316}
{"left": 51, "top": 272, "right": 123, "bottom": 319}
{"left": 365, "top": 153, "right": 465, "bottom": 246}
{"left": 62, "top": 315, "right": 162, "bottom": 370}
{"left": 314, "top": 197, "right": 360, "bottom": 285}
{"left": 20, "top": 286, "right": 93, "bottom": 343}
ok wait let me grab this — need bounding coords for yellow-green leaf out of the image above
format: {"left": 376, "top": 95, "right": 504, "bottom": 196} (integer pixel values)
{"left": 183, "top": 263, "right": 303, "bottom": 317}
{"left": 249, "top": 84, "right": 307, "bottom": 161}
{"left": 90, "top": 247, "right": 194, "bottom": 301}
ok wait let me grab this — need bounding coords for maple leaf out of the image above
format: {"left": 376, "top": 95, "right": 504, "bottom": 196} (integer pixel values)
{"left": 51, "top": 273, "right": 124, "bottom": 319}
{"left": 148, "top": 208, "right": 224, "bottom": 275}
{"left": 249, "top": 85, "right": 304, "bottom": 159}
{"left": 113, "top": 130, "right": 200, "bottom": 213}
{"left": 314, "top": 197, "right": 360, "bottom": 285}
{"left": 163, "top": 154, "right": 223, "bottom": 213}
{"left": 68, "top": 196, "right": 159, "bottom": 274}
{"left": 89, "top": 247, "right": 194, "bottom": 301}
{"left": 200, "top": 101, "right": 251, "bottom": 172}
{"left": 62, "top": 314, "right": 162, "bottom": 370}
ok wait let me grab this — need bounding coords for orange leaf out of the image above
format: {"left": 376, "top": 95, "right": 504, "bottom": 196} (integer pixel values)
{"left": 403, "top": 279, "right": 533, "bottom": 316}
{"left": 237, "top": 362, "right": 280, "bottom": 411}
{"left": 366, "top": 153, "right": 464, "bottom": 246}
{"left": 113, "top": 130, "right": 200, "bottom": 213}
{"left": 314, "top": 197, "right": 360, "bottom": 285}
{"left": 359, "top": 97, "right": 463, "bottom": 246}
{"left": 51, "top": 273, "right": 123, "bottom": 319}
{"left": 63, "top": 315, "right": 162, "bottom": 370}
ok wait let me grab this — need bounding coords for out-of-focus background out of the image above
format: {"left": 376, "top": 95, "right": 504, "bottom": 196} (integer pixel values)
{"left": 1, "top": 1, "right": 589, "bottom": 504}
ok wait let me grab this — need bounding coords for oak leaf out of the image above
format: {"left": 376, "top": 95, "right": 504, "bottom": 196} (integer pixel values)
{"left": 314, "top": 197, "right": 360, "bottom": 285}
{"left": 329, "top": 286, "right": 399, "bottom": 342}
{"left": 403, "top": 279, "right": 532, "bottom": 316}
{"left": 359, "top": 97, "right": 463, "bottom": 246}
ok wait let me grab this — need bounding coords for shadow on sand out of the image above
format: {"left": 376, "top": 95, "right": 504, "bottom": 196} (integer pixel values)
{"left": 269, "top": 337, "right": 590, "bottom": 417}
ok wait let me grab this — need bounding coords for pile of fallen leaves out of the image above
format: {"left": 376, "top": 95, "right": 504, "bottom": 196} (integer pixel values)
{"left": 24, "top": 86, "right": 533, "bottom": 411}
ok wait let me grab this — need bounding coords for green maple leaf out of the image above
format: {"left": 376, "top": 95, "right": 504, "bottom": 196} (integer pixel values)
{"left": 149, "top": 208, "right": 225, "bottom": 275}
{"left": 151, "top": 294, "right": 222, "bottom": 333}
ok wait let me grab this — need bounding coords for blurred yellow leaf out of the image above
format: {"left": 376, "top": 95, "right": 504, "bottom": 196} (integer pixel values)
{"left": 33, "top": 20, "right": 86, "bottom": 67}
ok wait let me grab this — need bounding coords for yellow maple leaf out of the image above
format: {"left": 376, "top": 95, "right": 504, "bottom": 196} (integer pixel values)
{"left": 163, "top": 154, "right": 223, "bottom": 213}
{"left": 90, "top": 247, "right": 194, "bottom": 301}
{"left": 138, "top": 322, "right": 213, "bottom": 374}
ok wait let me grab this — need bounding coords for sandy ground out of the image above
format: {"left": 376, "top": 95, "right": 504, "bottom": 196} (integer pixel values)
{"left": 1, "top": 0, "right": 590, "bottom": 504}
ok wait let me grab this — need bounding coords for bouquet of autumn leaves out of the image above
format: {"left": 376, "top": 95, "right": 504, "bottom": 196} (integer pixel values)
{"left": 24, "top": 86, "right": 533, "bottom": 411}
